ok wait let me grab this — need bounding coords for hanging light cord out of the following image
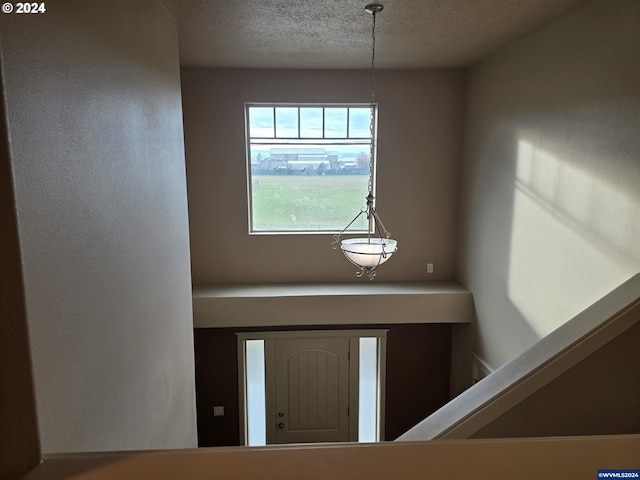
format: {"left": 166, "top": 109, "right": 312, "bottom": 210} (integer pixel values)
{"left": 331, "top": 4, "right": 394, "bottom": 279}
{"left": 366, "top": 6, "right": 392, "bottom": 242}
{"left": 368, "top": 8, "right": 377, "bottom": 200}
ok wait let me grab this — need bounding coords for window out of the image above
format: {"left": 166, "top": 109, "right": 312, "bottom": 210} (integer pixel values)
{"left": 245, "top": 103, "right": 377, "bottom": 233}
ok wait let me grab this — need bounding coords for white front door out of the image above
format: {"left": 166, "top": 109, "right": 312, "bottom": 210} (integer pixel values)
{"left": 237, "top": 330, "right": 388, "bottom": 446}
{"left": 271, "top": 337, "right": 350, "bottom": 444}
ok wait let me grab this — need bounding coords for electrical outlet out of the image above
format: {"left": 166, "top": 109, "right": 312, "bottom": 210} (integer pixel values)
{"left": 427, "top": 263, "right": 434, "bottom": 274}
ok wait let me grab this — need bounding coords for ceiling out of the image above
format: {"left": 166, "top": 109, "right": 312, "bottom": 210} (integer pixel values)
{"left": 160, "top": 0, "right": 586, "bottom": 69}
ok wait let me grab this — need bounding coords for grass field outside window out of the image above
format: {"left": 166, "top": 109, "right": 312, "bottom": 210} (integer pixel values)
{"left": 251, "top": 175, "right": 370, "bottom": 232}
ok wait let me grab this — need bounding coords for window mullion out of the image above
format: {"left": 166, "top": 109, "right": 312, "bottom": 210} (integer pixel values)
{"left": 272, "top": 108, "right": 276, "bottom": 138}
{"left": 346, "top": 107, "right": 350, "bottom": 138}
{"left": 322, "top": 107, "right": 326, "bottom": 139}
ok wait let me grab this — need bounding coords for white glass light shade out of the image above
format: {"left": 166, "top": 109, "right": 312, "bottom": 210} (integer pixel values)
{"left": 340, "top": 238, "right": 397, "bottom": 269}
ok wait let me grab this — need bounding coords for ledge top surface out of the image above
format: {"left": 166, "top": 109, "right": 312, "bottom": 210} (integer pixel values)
{"left": 192, "top": 282, "right": 470, "bottom": 299}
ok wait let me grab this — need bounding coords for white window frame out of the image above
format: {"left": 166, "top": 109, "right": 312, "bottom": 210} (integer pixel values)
{"left": 236, "top": 329, "right": 387, "bottom": 445}
{"left": 245, "top": 103, "right": 378, "bottom": 235}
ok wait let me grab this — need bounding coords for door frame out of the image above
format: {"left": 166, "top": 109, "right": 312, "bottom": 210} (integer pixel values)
{"left": 237, "top": 329, "right": 388, "bottom": 445}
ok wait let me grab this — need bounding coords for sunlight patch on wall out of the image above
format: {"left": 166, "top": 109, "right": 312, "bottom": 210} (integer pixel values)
{"left": 508, "top": 139, "right": 638, "bottom": 337}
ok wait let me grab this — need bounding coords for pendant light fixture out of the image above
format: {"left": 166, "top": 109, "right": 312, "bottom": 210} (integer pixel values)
{"left": 332, "top": 3, "right": 397, "bottom": 280}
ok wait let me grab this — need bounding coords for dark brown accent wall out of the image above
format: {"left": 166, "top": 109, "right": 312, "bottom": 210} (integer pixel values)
{"left": 0, "top": 46, "right": 41, "bottom": 480}
{"left": 194, "top": 328, "right": 242, "bottom": 447}
{"left": 194, "top": 323, "right": 452, "bottom": 447}
{"left": 384, "top": 324, "right": 452, "bottom": 440}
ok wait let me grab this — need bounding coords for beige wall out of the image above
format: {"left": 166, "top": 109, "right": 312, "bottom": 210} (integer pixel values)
{"left": 182, "top": 68, "right": 466, "bottom": 284}
{"left": 452, "top": 0, "right": 640, "bottom": 394}
{"left": 0, "top": 0, "right": 197, "bottom": 454}
{"left": 471, "top": 320, "right": 640, "bottom": 438}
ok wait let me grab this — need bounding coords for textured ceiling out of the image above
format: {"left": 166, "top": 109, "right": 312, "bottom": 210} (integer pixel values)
{"left": 161, "top": 0, "right": 586, "bottom": 69}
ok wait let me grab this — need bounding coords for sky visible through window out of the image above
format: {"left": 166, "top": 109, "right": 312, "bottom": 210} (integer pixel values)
{"left": 249, "top": 106, "right": 371, "bottom": 140}
{"left": 246, "top": 104, "right": 376, "bottom": 233}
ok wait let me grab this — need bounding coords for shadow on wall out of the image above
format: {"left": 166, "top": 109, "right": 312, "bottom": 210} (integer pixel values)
{"left": 453, "top": 122, "right": 542, "bottom": 392}
{"left": 508, "top": 137, "right": 639, "bottom": 337}
{"left": 454, "top": 123, "right": 639, "bottom": 394}
{"left": 454, "top": 0, "right": 640, "bottom": 391}
{"left": 498, "top": 0, "right": 640, "bottom": 342}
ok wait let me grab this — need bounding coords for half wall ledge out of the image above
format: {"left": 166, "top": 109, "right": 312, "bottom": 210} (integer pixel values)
{"left": 192, "top": 282, "right": 473, "bottom": 328}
